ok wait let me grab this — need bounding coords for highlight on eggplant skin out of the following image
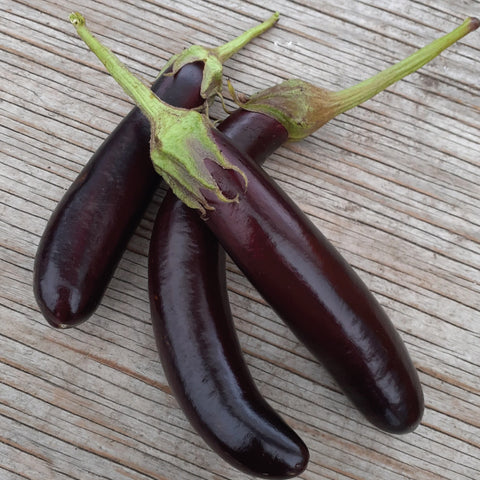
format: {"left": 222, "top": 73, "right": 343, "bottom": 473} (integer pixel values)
{"left": 149, "top": 190, "right": 308, "bottom": 479}
{"left": 33, "top": 63, "right": 205, "bottom": 328}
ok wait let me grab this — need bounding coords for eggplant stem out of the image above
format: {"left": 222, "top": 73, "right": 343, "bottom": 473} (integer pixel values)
{"left": 331, "top": 17, "right": 480, "bottom": 116}
{"left": 69, "top": 12, "right": 166, "bottom": 122}
{"left": 215, "top": 12, "right": 279, "bottom": 63}
{"left": 236, "top": 17, "right": 479, "bottom": 141}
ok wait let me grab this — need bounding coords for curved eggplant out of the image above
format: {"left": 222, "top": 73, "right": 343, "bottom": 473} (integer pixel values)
{"left": 149, "top": 200, "right": 307, "bottom": 479}
{"left": 204, "top": 126, "right": 424, "bottom": 433}
{"left": 149, "top": 113, "right": 309, "bottom": 478}
{"left": 33, "top": 63, "right": 204, "bottom": 328}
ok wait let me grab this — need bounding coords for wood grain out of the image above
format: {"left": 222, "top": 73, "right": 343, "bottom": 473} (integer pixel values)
{"left": 1, "top": 0, "right": 479, "bottom": 479}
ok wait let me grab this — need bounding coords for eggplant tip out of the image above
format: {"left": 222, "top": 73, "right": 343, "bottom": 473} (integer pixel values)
{"left": 382, "top": 398, "right": 425, "bottom": 435}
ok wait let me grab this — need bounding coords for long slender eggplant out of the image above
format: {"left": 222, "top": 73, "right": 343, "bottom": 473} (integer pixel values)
{"left": 207, "top": 125, "right": 426, "bottom": 434}
{"left": 33, "top": 64, "right": 203, "bottom": 328}
{"left": 71, "top": 13, "right": 478, "bottom": 439}
{"left": 34, "top": 12, "right": 279, "bottom": 328}
{"left": 148, "top": 117, "right": 309, "bottom": 477}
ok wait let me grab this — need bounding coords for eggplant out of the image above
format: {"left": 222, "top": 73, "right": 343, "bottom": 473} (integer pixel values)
{"left": 149, "top": 156, "right": 310, "bottom": 478}
{"left": 206, "top": 122, "right": 424, "bottom": 433}
{"left": 33, "top": 63, "right": 204, "bottom": 328}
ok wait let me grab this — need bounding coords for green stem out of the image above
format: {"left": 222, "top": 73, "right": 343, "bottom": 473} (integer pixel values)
{"left": 154, "top": 11, "right": 279, "bottom": 102}
{"left": 69, "top": 12, "right": 167, "bottom": 122}
{"left": 332, "top": 17, "right": 479, "bottom": 115}
{"left": 215, "top": 11, "right": 279, "bottom": 62}
{"left": 237, "top": 17, "right": 479, "bottom": 141}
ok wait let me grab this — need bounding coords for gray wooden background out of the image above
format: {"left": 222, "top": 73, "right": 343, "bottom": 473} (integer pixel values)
{"left": 1, "top": 0, "right": 479, "bottom": 479}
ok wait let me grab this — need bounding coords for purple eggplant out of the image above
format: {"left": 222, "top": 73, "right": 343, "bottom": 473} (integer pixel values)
{"left": 33, "top": 64, "right": 203, "bottom": 328}
{"left": 148, "top": 143, "right": 310, "bottom": 477}
{"left": 208, "top": 122, "right": 425, "bottom": 433}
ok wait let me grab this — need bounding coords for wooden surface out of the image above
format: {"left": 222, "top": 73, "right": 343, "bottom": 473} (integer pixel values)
{"left": 1, "top": 0, "right": 479, "bottom": 479}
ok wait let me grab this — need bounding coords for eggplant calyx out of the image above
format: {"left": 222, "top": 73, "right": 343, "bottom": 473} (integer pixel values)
{"left": 149, "top": 110, "right": 247, "bottom": 213}
{"left": 159, "top": 12, "right": 279, "bottom": 103}
{"left": 69, "top": 12, "right": 247, "bottom": 213}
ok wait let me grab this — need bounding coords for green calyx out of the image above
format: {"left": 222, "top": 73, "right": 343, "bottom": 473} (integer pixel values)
{"left": 149, "top": 109, "right": 247, "bottom": 211}
{"left": 69, "top": 12, "right": 249, "bottom": 213}
{"left": 233, "top": 17, "right": 479, "bottom": 141}
{"left": 160, "top": 11, "right": 279, "bottom": 103}
{"left": 229, "top": 78, "right": 336, "bottom": 141}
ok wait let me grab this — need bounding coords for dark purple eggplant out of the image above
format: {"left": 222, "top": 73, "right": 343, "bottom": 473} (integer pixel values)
{"left": 148, "top": 113, "right": 310, "bottom": 479}
{"left": 203, "top": 124, "right": 425, "bottom": 434}
{"left": 33, "top": 64, "right": 204, "bottom": 328}
{"left": 148, "top": 164, "right": 310, "bottom": 479}
{"left": 34, "top": 11, "right": 279, "bottom": 328}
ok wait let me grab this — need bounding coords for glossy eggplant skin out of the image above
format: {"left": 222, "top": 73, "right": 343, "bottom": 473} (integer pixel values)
{"left": 33, "top": 63, "right": 204, "bottom": 328}
{"left": 156, "top": 115, "right": 423, "bottom": 434}
{"left": 149, "top": 113, "right": 309, "bottom": 478}
{"left": 149, "top": 207, "right": 308, "bottom": 479}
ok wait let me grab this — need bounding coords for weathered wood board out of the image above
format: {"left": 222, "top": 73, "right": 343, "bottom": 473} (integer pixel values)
{"left": 1, "top": 0, "right": 479, "bottom": 479}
